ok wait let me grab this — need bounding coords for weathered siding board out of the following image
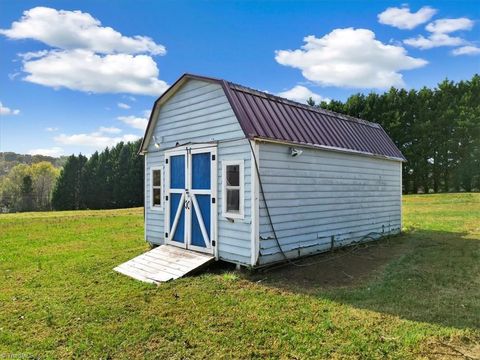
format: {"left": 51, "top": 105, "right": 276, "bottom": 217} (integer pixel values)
{"left": 145, "top": 79, "right": 252, "bottom": 265}
{"left": 257, "top": 142, "right": 401, "bottom": 264}
{"left": 217, "top": 139, "right": 252, "bottom": 265}
{"left": 145, "top": 151, "right": 164, "bottom": 245}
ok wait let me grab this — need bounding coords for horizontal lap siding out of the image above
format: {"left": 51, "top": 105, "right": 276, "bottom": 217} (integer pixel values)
{"left": 257, "top": 142, "right": 402, "bottom": 265}
{"left": 217, "top": 140, "right": 252, "bottom": 265}
{"left": 145, "top": 151, "right": 165, "bottom": 245}
{"left": 145, "top": 79, "right": 252, "bottom": 265}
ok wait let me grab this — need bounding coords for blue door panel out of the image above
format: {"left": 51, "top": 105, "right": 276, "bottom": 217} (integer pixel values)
{"left": 170, "top": 155, "right": 185, "bottom": 189}
{"left": 192, "top": 152, "right": 211, "bottom": 190}
{"left": 170, "top": 193, "right": 185, "bottom": 243}
{"left": 191, "top": 195, "right": 211, "bottom": 247}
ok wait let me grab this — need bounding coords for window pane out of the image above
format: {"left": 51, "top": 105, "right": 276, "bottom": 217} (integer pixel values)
{"left": 226, "top": 189, "right": 240, "bottom": 212}
{"left": 153, "top": 188, "right": 161, "bottom": 206}
{"left": 153, "top": 170, "right": 161, "bottom": 187}
{"left": 226, "top": 165, "right": 239, "bottom": 186}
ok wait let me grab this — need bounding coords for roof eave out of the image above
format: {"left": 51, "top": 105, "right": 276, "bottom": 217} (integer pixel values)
{"left": 252, "top": 137, "right": 406, "bottom": 162}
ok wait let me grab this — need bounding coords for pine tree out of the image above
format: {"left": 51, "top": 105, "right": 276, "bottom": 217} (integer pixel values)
{"left": 52, "top": 155, "right": 86, "bottom": 210}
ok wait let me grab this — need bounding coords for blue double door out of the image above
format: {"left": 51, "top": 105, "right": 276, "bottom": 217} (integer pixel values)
{"left": 165, "top": 146, "right": 217, "bottom": 254}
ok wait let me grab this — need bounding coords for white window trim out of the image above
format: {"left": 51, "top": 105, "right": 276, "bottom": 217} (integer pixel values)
{"left": 222, "top": 160, "right": 244, "bottom": 219}
{"left": 150, "top": 166, "right": 163, "bottom": 211}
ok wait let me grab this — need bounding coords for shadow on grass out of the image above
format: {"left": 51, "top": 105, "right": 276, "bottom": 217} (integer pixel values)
{"left": 246, "top": 230, "right": 480, "bottom": 330}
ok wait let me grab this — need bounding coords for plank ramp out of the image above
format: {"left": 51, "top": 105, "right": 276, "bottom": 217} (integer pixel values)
{"left": 114, "top": 245, "right": 214, "bottom": 284}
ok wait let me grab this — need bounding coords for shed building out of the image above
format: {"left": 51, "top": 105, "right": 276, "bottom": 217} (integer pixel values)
{"left": 139, "top": 73, "right": 405, "bottom": 268}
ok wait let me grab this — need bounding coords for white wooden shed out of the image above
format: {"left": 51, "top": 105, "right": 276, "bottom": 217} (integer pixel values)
{"left": 136, "top": 73, "right": 404, "bottom": 271}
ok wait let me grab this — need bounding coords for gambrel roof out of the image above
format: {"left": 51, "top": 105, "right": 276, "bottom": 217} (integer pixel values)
{"left": 140, "top": 74, "right": 405, "bottom": 161}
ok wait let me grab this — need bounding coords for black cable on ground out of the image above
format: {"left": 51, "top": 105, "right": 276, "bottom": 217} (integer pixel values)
{"left": 248, "top": 139, "right": 391, "bottom": 268}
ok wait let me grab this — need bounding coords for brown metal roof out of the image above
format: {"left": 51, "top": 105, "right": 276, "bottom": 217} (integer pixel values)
{"left": 140, "top": 74, "right": 405, "bottom": 161}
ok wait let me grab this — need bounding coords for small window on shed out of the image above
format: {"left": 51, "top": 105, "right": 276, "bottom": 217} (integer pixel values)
{"left": 151, "top": 167, "right": 162, "bottom": 210}
{"left": 222, "top": 160, "right": 244, "bottom": 219}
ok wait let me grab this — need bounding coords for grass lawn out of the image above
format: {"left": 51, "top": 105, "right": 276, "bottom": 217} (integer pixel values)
{"left": 1, "top": 194, "right": 479, "bottom": 359}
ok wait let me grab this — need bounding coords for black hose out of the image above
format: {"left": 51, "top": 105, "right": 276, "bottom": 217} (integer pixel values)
{"left": 248, "top": 140, "right": 297, "bottom": 266}
{"left": 248, "top": 139, "right": 390, "bottom": 268}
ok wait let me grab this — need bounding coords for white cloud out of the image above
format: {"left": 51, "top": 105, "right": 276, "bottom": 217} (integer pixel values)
{"left": 55, "top": 132, "right": 139, "bottom": 148}
{"left": 0, "top": 102, "right": 20, "bottom": 116}
{"left": 98, "top": 126, "right": 122, "bottom": 134}
{"left": 0, "top": 7, "right": 165, "bottom": 55}
{"left": 275, "top": 28, "right": 427, "bottom": 89}
{"left": 277, "top": 85, "right": 330, "bottom": 104}
{"left": 404, "top": 33, "right": 466, "bottom": 49}
{"left": 117, "top": 115, "right": 148, "bottom": 130}
{"left": 404, "top": 17, "right": 475, "bottom": 50}
{"left": 426, "top": 18, "right": 474, "bottom": 34}
{"left": 117, "top": 102, "right": 131, "bottom": 109}
{"left": 452, "top": 45, "right": 480, "bottom": 56}
{"left": 1, "top": 7, "right": 169, "bottom": 97}
{"left": 18, "top": 50, "right": 49, "bottom": 60}
{"left": 28, "top": 146, "right": 64, "bottom": 157}
{"left": 22, "top": 49, "right": 169, "bottom": 96}
{"left": 45, "top": 127, "right": 59, "bottom": 132}
{"left": 378, "top": 6, "right": 437, "bottom": 30}
{"left": 142, "top": 109, "right": 152, "bottom": 118}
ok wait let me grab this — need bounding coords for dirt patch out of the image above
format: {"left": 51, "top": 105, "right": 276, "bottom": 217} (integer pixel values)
{"left": 419, "top": 338, "right": 480, "bottom": 359}
{"left": 247, "top": 236, "right": 409, "bottom": 292}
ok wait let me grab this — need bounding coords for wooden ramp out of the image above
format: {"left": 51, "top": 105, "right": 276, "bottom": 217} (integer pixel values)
{"left": 114, "top": 245, "right": 214, "bottom": 284}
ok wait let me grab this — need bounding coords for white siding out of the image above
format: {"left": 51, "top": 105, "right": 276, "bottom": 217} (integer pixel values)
{"left": 257, "top": 142, "right": 402, "bottom": 265}
{"left": 144, "top": 79, "right": 252, "bottom": 265}
{"left": 217, "top": 140, "right": 252, "bottom": 264}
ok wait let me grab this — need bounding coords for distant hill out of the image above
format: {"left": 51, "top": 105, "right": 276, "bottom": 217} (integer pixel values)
{"left": 0, "top": 152, "right": 67, "bottom": 177}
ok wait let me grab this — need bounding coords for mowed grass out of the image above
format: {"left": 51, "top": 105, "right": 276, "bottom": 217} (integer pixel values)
{"left": 0, "top": 194, "right": 479, "bottom": 359}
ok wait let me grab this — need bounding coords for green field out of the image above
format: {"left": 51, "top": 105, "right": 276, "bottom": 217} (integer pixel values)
{"left": 1, "top": 194, "right": 479, "bottom": 359}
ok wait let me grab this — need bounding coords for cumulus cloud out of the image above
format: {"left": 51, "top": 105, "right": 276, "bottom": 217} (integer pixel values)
{"left": 0, "top": 7, "right": 168, "bottom": 96}
{"left": 45, "top": 127, "right": 59, "bottom": 132}
{"left": 426, "top": 18, "right": 474, "bottom": 34}
{"left": 0, "top": 7, "right": 165, "bottom": 55}
{"left": 452, "top": 45, "right": 480, "bottom": 56}
{"left": 277, "top": 85, "right": 329, "bottom": 104}
{"left": 404, "top": 33, "right": 466, "bottom": 49}
{"left": 275, "top": 28, "right": 427, "bottom": 89}
{"left": 22, "top": 49, "right": 169, "bottom": 96}
{"left": 0, "top": 102, "right": 20, "bottom": 116}
{"left": 117, "top": 115, "right": 148, "bottom": 130}
{"left": 28, "top": 147, "right": 64, "bottom": 157}
{"left": 98, "top": 126, "right": 122, "bottom": 134}
{"left": 404, "top": 17, "right": 474, "bottom": 50}
{"left": 378, "top": 6, "right": 437, "bottom": 30}
{"left": 55, "top": 132, "right": 139, "bottom": 148}
{"left": 117, "top": 102, "right": 131, "bottom": 109}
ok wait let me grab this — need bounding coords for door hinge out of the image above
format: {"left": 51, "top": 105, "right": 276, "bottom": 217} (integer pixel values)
{"left": 211, "top": 197, "right": 216, "bottom": 204}
{"left": 212, "top": 154, "right": 216, "bottom": 161}
{"left": 211, "top": 240, "right": 216, "bottom": 247}
{"left": 165, "top": 232, "right": 168, "bottom": 238}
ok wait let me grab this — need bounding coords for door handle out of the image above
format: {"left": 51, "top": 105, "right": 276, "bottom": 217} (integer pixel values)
{"left": 184, "top": 199, "right": 190, "bottom": 209}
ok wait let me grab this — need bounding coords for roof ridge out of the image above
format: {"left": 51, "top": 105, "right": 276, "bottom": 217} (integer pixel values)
{"left": 226, "top": 81, "right": 381, "bottom": 129}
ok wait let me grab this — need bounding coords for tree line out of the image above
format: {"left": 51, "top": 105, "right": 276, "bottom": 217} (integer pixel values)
{"left": 0, "top": 162, "right": 60, "bottom": 212}
{"left": 1, "top": 76, "right": 478, "bottom": 213}
{"left": 51, "top": 139, "right": 144, "bottom": 210}
{"left": 310, "top": 74, "right": 480, "bottom": 193}
{"left": 0, "top": 151, "right": 67, "bottom": 177}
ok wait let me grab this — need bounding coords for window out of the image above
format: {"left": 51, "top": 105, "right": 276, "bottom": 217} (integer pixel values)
{"left": 150, "top": 167, "right": 163, "bottom": 210}
{"left": 222, "top": 160, "right": 244, "bottom": 219}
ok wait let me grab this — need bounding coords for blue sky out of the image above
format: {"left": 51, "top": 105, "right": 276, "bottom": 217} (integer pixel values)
{"left": 1, "top": 0, "right": 479, "bottom": 157}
